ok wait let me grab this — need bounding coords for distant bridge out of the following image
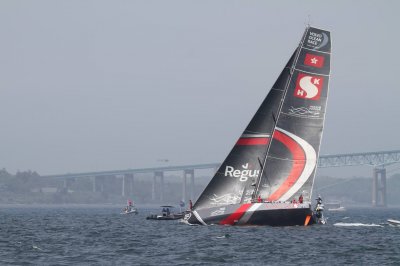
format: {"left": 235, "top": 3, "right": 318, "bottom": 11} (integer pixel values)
{"left": 43, "top": 150, "right": 400, "bottom": 207}
{"left": 318, "top": 150, "right": 400, "bottom": 168}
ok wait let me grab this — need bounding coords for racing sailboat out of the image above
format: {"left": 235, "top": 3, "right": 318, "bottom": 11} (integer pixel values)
{"left": 184, "top": 26, "right": 331, "bottom": 226}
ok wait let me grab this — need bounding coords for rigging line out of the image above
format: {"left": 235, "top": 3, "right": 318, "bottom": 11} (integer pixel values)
{"left": 253, "top": 26, "right": 310, "bottom": 199}
{"left": 272, "top": 112, "right": 277, "bottom": 123}
{"left": 258, "top": 157, "right": 263, "bottom": 169}
{"left": 306, "top": 14, "right": 311, "bottom": 28}
{"left": 293, "top": 68, "right": 330, "bottom": 77}
{"left": 253, "top": 49, "right": 303, "bottom": 198}
{"left": 302, "top": 46, "right": 331, "bottom": 54}
{"left": 242, "top": 130, "right": 271, "bottom": 134}
{"left": 267, "top": 155, "right": 308, "bottom": 162}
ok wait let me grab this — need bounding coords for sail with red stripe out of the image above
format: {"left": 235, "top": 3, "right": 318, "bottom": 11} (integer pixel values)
{"left": 193, "top": 26, "right": 331, "bottom": 212}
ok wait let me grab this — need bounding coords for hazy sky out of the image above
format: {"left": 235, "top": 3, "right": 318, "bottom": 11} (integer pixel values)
{"left": 1, "top": 0, "right": 399, "bottom": 176}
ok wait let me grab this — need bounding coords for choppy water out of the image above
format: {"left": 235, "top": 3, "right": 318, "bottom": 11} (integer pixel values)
{"left": 1, "top": 206, "right": 400, "bottom": 265}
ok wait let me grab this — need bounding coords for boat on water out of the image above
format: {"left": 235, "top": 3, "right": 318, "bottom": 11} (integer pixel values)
{"left": 314, "top": 196, "right": 327, "bottom": 224}
{"left": 326, "top": 201, "right": 346, "bottom": 211}
{"left": 183, "top": 25, "right": 331, "bottom": 226}
{"left": 121, "top": 199, "right": 138, "bottom": 215}
{"left": 387, "top": 219, "right": 400, "bottom": 226}
{"left": 122, "top": 209, "right": 138, "bottom": 215}
{"left": 146, "top": 206, "right": 185, "bottom": 220}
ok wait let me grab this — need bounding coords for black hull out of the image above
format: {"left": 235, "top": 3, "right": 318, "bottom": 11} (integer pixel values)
{"left": 246, "top": 207, "right": 314, "bottom": 226}
{"left": 184, "top": 203, "right": 315, "bottom": 226}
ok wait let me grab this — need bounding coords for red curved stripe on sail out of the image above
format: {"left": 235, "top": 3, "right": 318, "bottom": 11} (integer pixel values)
{"left": 236, "top": 138, "right": 269, "bottom": 146}
{"left": 267, "top": 131, "right": 306, "bottom": 201}
{"left": 219, "top": 203, "right": 252, "bottom": 225}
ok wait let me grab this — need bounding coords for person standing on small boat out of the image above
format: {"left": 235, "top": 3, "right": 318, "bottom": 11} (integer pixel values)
{"left": 316, "top": 195, "right": 322, "bottom": 205}
{"left": 189, "top": 200, "right": 193, "bottom": 210}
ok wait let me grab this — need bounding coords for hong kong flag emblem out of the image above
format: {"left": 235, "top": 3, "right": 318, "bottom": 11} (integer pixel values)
{"left": 304, "top": 53, "right": 324, "bottom": 68}
{"left": 294, "top": 73, "right": 324, "bottom": 100}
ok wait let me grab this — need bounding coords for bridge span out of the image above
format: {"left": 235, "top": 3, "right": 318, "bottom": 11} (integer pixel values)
{"left": 44, "top": 150, "right": 400, "bottom": 207}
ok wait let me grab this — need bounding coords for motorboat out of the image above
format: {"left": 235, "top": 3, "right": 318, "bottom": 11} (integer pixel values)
{"left": 146, "top": 206, "right": 185, "bottom": 220}
{"left": 121, "top": 199, "right": 138, "bottom": 215}
{"left": 325, "top": 202, "right": 346, "bottom": 211}
{"left": 121, "top": 208, "right": 138, "bottom": 215}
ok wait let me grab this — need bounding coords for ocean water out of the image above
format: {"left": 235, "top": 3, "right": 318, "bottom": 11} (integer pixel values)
{"left": 1, "top": 206, "right": 400, "bottom": 265}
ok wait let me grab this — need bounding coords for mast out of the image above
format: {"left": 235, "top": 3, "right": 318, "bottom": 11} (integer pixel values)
{"left": 252, "top": 26, "right": 310, "bottom": 199}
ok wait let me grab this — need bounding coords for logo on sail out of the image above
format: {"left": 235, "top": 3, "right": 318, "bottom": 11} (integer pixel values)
{"left": 288, "top": 105, "right": 321, "bottom": 118}
{"left": 224, "top": 163, "right": 259, "bottom": 182}
{"left": 304, "top": 53, "right": 324, "bottom": 68}
{"left": 294, "top": 73, "right": 324, "bottom": 100}
{"left": 306, "top": 30, "right": 329, "bottom": 50}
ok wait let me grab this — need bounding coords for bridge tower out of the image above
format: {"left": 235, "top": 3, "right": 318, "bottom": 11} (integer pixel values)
{"left": 122, "top": 173, "right": 134, "bottom": 197}
{"left": 372, "top": 167, "right": 387, "bottom": 207}
{"left": 182, "top": 169, "right": 195, "bottom": 203}
{"left": 152, "top": 171, "right": 164, "bottom": 202}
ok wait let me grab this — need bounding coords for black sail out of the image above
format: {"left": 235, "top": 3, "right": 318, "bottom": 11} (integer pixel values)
{"left": 194, "top": 26, "right": 331, "bottom": 211}
{"left": 257, "top": 27, "right": 331, "bottom": 203}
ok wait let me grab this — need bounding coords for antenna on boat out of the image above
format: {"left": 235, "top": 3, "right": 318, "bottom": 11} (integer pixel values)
{"left": 305, "top": 14, "right": 312, "bottom": 27}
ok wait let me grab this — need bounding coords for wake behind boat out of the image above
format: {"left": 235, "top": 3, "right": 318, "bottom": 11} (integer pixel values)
{"left": 184, "top": 25, "right": 331, "bottom": 226}
{"left": 387, "top": 219, "right": 400, "bottom": 226}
